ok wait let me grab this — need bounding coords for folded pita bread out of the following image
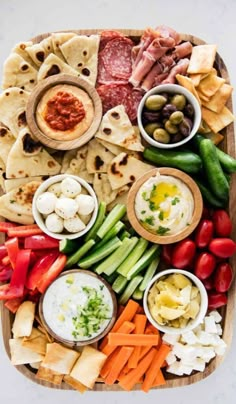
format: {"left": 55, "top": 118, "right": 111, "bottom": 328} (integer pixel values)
{"left": 64, "top": 144, "right": 94, "bottom": 183}
{"left": 12, "top": 41, "right": 38, "bottom": 68}
{"left": 86, "top": 139, "right": 114, "bottom": 174}
{"left": 4, "top": 176, "right": 47, "bottom": 193}
{"left": 6, "top": 128, "right": 61, "bottom": 178}
{"left": 97, "top": 137, "right": 142, "bottom": 159}
{"left": 0, "top": 87, "right": 29, "bottom": 137}
{"left": 61, "top": 148, "right": 79, "bottom": 173}
{"left": 51, "top": 32, "right": 77, "bottom": 60}
{"left": 42, "top": 342, "right": 79, "bottom": 375}
{"left": 37, "top": 53, "right": 79, "bottom": 81}
{"left": 25, "top": 36, "right": 53, "bottom": 67}
{"left": 10, "top": 338, "right": 44, "bottom": 365}
{"left": 93, "top": 173, "right": 128, "bottom": 204}
{"left": 0, "top": 123, "right": 15, "bottom": 165}
{"left": 60, "top": 35, "right": 100, "bottom": 85}
{"left": 107, "top": 190, "right": 129, "bottom": 211}
{"left": 107, "top": 152, "right": 153, "bottom": 190}
{"left": 0, "top": 180, "right": 42, "bottom": 224}
{"left": 12, "top": 301, "right": 36, "bottom": 338}
{"left": 96, "top": 105, "right": 144, "bottom": 152}
{"left": 2, "top": 53, "right": 38, "bottom": 91}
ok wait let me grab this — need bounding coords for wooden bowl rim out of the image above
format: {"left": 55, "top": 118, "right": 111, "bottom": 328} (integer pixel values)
{"left": 26, "top": 73, "right": 102, "bottom": 150}
{"left": 127, "top": 167, "right": 203, "bottom": 244}
{"left": 38, "top": 269, "right": 117, "bottom": 347}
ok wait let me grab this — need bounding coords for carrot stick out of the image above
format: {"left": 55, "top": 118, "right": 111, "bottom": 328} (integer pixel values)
{"left": 99, "top": 299, "right": 139, "bottom": 350}
{"left": 128, "top": 314, "right": 147, "bottom": 368}
{"left": 100, "top": 347, "right": 122, "bottom": 379}
{"left": 145, "top": 323, "right": 160, "bottom": 335}
{"left": 108, "top": 333, "right": 159, "bottom": 347}
{"left": 102, "top": 321, "right": 135, "bottom": 356}
{"left": 152, "top": 369, "right": 166, "bottom": 387}
{"left": 119, "top": 348, "right": 156, "bottom": 391}
{"left": 105, "top": 346, "right": 134, "bottom": 385}
{"left": 141, "top": 344, "right": 171, "bottom": 393}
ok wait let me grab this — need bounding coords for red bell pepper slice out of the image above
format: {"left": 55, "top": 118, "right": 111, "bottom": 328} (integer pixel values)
{"left": 0, "top": 265, "right": 13, "bottom": 282}
{"left": 37, "top": 253, "right": 67, "bottom": 293}
{"left": 5, "top": 237, "right": 19, "bottom": 269}
{"left": 26, "top": 251, "right": 59, "bottom": 290}
{"left": 7, "top": 224, "right": 43, "bottom": 238}
{"left": 0, "top": 249, "right": 31, "bottom": 300}
{"left": 2, "top": 255, "right": 10, "bottom": 266}
{"left": 0, "top": 222, "right": 18, "bottom": 233}
{"left": 0, "top": 245, "right": 7, "bottom": 260}
{"left": 24, "top": 234, "right": 59, "bottom": 250}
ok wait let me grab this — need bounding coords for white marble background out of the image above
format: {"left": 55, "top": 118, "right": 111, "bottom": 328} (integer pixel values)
{"left": 0, "top": 0, "right": 235, "bottom": 403}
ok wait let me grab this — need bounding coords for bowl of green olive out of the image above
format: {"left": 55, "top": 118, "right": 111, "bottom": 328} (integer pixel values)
{"left": 137, "top": 84, "right": 201, "bottom": 148}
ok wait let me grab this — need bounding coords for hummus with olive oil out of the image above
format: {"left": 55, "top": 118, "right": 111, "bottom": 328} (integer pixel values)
{"left": 135, "top": 172, "right": 194, "bottom": 236}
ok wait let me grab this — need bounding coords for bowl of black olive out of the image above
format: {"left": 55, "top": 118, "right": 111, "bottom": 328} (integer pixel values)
{"left": 137, "top": 84, "right": 201, "bottom": 148}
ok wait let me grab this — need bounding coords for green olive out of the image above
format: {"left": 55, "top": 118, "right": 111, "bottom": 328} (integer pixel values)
{"left": 153, "top": 128, "right": 170, "bottom": 144}
{"left": 164, "top": 120, "right": 179, "bottom": 134}
{"left": 144, "top": 95, "right": 167, "bottom": 111}
{"left": 169, "top": 111, "right": 184, "bottom": 125}
{"left": 144, "top": 122, "right": 162, "bottom": 135}
{"left": 171, "top": 94, "right": 187, "bottom": 110}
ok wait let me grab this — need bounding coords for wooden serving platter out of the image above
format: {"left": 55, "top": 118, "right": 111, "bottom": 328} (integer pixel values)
{"left": 0, "top": 29, "right": 235, "bottom": 391}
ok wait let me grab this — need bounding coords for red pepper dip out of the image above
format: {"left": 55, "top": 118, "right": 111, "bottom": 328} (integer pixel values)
{"left": 44, "top": 91, "right": 86, "bottom": 131}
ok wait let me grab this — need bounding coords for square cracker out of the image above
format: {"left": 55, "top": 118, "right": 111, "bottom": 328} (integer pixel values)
{"left": 9, "top": 338, "right": 44, "bottom": 365}
{"left": 202, "top": 106, "right": 235, "bottom": 133}
{"left": 187, "top": 44, "right": 217, "bottom": 74}
{"left": 41, "top": 342, "right": 80, "bottom": 375}
{"left": 202, "top": 83, "right": 233, "bottom": 113}
{"left": 12, "top": 301, "right": 35, "bottom": 338}
{"left": 63, "top": 375, "right": 87, "bottom": 393}
{"left": 197, "top": 72, "right": 225, "bottom": 98}
{"left": 175, "top": 74, "right": 201, "bottom": 104}
{"left": 36, "top": 366, "right": 63, "bottom": 385}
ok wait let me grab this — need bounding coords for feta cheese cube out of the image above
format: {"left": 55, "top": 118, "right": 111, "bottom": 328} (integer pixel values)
{"left": 209, "top": 310, "right": 222, "bottom": 323}
{"left": 216, "top": 323, "right": 223, "bottom": 335}
{"left": 178, "top": 361, "right": 193, "bottom": 375}
{"left": 166, "top": 361, "right": 184, "bottom": 376}
{"left": 166, "top": 351, "right": 177, "bottom": 366}
{"left": 181, "top": 330, "right": 198, "bottom": 345}
{"left": 172, "top": 343, "right": 198, "bottom": 361}
{"left": 204, "top": 316, "right": 218, "bottom": 334}
{"left": 214, "top": 340, "right": 227, "bottom": 356}
{"left": 162, "top": 333, "right": 180, "bottom": 345}
{"left": 200, "top": 347, "right": 216, "bottom": 362}
{"left": 196, "top": 330, "right": 215, "bottom": 345}
{"left": 183, "top": 358, "right": 206, "bottom": 372}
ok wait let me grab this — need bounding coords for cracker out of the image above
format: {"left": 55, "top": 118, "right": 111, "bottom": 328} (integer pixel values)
{"left": 202, "top": 106, "right": 235, "bottom": 133}
{"left": 187, "top": 44, "right": 217, "bottom": 74}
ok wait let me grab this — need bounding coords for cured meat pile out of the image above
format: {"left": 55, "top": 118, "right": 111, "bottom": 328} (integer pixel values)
{"left": 96, "top": 27, "right": 193, "bottom": 122}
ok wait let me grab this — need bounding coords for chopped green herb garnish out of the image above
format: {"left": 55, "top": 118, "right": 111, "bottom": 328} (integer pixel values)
{"left": 141, "top": 210, "right": 146, "bottom": 215}
{"left": 158, "top": 211, "right": 164, "bottom": 221}
{"left": 171, "top": 197, "right": 180, "bottom": 205}
{"left": 142, "top": 191, "right": 148, "bottom": 201}
{"left": 149, "top": 201, "right": 157, "bottom": 211}
{"left": 66, "top": 278, "right": 74, "bottom": 285}
{"left": 156, "top": 226, "right": 170, "bottom": 236}
{"left": 186, "top": 222, "right": 190, "bottom": 226}
{"left": 145, "top": 216, "right": 155, "bottom": 226}
{"left": 99, "top": 285, "right": 104, "bottom": 291}
{"left": 10, "top": 200, "right": 15, "bottom": 204}
{"left": 181, "top": 212, "right": 184, "bottom": 218}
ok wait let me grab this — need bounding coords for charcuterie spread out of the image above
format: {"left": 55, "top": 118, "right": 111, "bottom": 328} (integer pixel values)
{"left": 0, "top": 25, "right": 235, "bottom": 393}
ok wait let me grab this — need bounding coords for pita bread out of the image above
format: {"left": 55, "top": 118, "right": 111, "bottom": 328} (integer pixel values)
{"left": 6, "top": 128, "right": 61, "bottom": 178}
{"left": 2, "top": 53, "right": 38, "bottom": 91}
{"left": 65, "top": 144, "right": 94, "bottom": 183}
{"left": 0, "top": 180, "right": 42, "bottom": 224}
{"left": 41, "top": 342, "right": 80, "bottom": 375}
{"left": 12, "top": 41, "right": 38, "bottom": 68}
{"left": 0, "top": 87, "right": 29, "bottom": 137}
{"left": 61, "top": 148, "right": 79, "bottom": 173}
{"left": 63, "top": 375, "right": 87, "bottom": 393}
{"left": 187, "top": 44, "right": 217, "bottom": 74}
{"left": 12, "top": 301, "right": 36, "bottom": 338}
{"left": 107, "top": 152, "right": 153, "bottom": 190}
{"left": 0, "top": 156, "right": 5, "bottom": 190}
{"left": 51, "top": 32, "right": 77, "bottom": 60}
{"left": 37, "top": 53, "right": 79, "bottom": 81}
{"left": 25, "top": 36, "right": 53, "bottom": 67}
{"left": 36, "top": 366, "right": 63, "bottom": 385}
{"left": 97, "top": 136, "right": 142, "bottom": 160}
{"left": 22, "top": 328, "right": 48, "bottom": 355}
{"left": 86, "top": 139, "right": 114, "bottom": 174}
{"left": 70, "top": 346, "right": 107, "bottom": 389}
{"left": 93, "top": 173, "right": 128, "bottom": 204}
{"left": 4, "top": 176, "right": 47, "bottom": 193}
{"left": 202, "top": 106, "right": 235, "bottom": 133}
{"left": 60, "top": 35, "right": 100, "bottom": 85}
{"left": 197, "top": 72, "right": 225, "bottom": 98}
{"left": 107, "top": 191, "right": 129, "bottom": 211}
{"left": 96, "top": 105, "right": 144, "bottom": 151}
{"left": 201, "top": 83, "right": 233, "bottom": 113}
{"left": 0, "top": 123, "right": 15, "bottom": 165}
{"left": 10, "top": 338, "right": 44, "bottom": 365}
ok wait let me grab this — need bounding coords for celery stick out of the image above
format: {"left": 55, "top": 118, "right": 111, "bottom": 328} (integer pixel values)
{"left": 126, "top": 245, "right": 160, "bottom": 280}
{"left": 132, "top": 287, "right": 144, "bottom": 300}
{"left": 119, "top": 275, "right": 143, "bottom": 305}
{"left": 119, "top": 229, "right": 131, "bottom": 241}
{"left": 117, "top": 238, "right": 149, "bottom": 277}
{"left": 95, "top": 237, "right": 138, "bottom": 275}
{"left": 65, "top": 239, "right": 95, "bottom": 269}
{"left": 78, "top": 237, "right": 122, "bottom": 268}
{"left": 84, "top": 201, "right": 106, "bottom": 242}
{"left": 92, "top": 221, "right": 125, "bottom": 251}
{"left": 112, "top": 274, "right": 128, "bottom": 294}
{"left": 103, "top": 271, "right": 118, "bottom": 285}
{"left": 139, "top": 254, "right": 160, "bottom": 291}
{"left": 97, "top": 204, "right": 126, "bottom": 239}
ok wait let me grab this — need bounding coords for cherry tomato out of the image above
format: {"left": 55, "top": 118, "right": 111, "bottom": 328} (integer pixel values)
{"left": 208, "top": 291, "right": 227, "bottom": 309}
{"left": 161, "top": 244, "right": 173, "bottom": 266}
{"left": 214, "top": 262, "right": 233, "bottom": 293}
{"left": 209, "top": 238, "right": 236, "bottom": 258}
{"left": 195, "top": 219, "right": 214, "bottom": 248}
{"left": 172, "top": 239, "right": 196, "bottom": 269}
{"left": 202, "top": 276, "right": 214, "bottom": 291}
{"left": 212, "top": 210, "right": 232, "bottom": 237}
{"left": 194, "top": 252, "right": 216, "bottom": 280}
{"left": 202, "top": 206, "right": 211, "bottom": 219}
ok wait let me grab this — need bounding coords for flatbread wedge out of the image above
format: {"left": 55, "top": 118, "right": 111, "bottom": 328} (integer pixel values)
{"left": 37, "top": 53, "right": 79, "bottom": 81}
{"left": 12, "top": 41, "right": 38, "bottom": 68}
{"left": 12, "top": 301, "right": 36, "bottom": 338}
{"left": 93, "top": 173, "right": 129, "bottom": 204}
{"left": 6, "top": 128, "right": 61, "bottom": 178}
{"left": 86, "top": 139, "right": 114, "bottom": 173}
{"left": 41, "top": 342, "right": 80, "bottom": 375}
{"left": 51, "top": 32, "right": 77, "bottom": 60}
{"left": 2, "top": 53, "right": 38, "bottom": 91}
{"left": 10, "top": 338, "right": 44, "bottom": 365}
{"left": 0, "top": 87, "right": 29, "bottom": 137}
{"left": 25, "top": 36, "right": 53, "bottom": 67}
{"left": 0, "top": 123, "right": 15, "bottom": 165}
{"left": 4, "top": 176, "right": 48, "bottom": 193}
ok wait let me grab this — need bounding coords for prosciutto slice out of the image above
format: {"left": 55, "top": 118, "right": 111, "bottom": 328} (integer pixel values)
{"left": 172, "top": 41, "right": 193, "bottom": 60}
{"left": 155, "top": 25, "right": 181, "bottom": 45}
{"left": 141, "top": 55, "right": 175, "bottom": 91}
{"left": 162, "top": 58, "right": 190, "bottom": 84}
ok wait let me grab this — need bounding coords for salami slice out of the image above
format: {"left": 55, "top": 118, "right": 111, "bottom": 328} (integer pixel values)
{"left": 97, "top": 52, "right": 128, "bottom": 85}
{"left": 97, "top": 84, "right": 143, "bottom": 122}
{"left": 102, "top": 38, "right": 134, "bottom": 80}
{"left": 99, "top": 30, "right": 125, "bottom": 52}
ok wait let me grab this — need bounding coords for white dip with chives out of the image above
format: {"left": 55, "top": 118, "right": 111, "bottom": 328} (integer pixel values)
{"left": 42, "top": 272, "right": 113, "bottom": 341}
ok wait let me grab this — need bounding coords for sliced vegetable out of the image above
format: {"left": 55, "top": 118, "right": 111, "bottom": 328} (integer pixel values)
{"left": 104, "top": 347, "right": 134, "bottom": 385}
{"left": 102, "top": 321, "right": 135, "bottom": 356}
{"left": 0, "top": 266, "right": 12, "bottom": 282}
{"left": 142, "top": 344, "right": 170, "bottom": 392}
{"left": 119, "top": 275, "right": 143, "bottom": 305}
{"left": 128, "top": 314, "right": 147, "bottom": 369}
{"left": 26, "top": 251, "right": 59, "bottom": 290}
{"left": 97, "top": 204, "right": 126, "bottom": 239}
{"left": 112, "top": 274, "right": 128, "bottom": 294}
{"left": 79, "top": 237, "right": 122, "bottom": 269}
{"left": 0, "top": 245, "right": 7, "bottom": 261}
{"left": 7, "top": 224, "right": 43, "bottom": 237}
{"left": 37, "top": 253, "right": 67, "bottom": 293}
{"left": 108, "top": 333, "right": 159, "bottom": 346}
{"left": 5, "top": 237, "right": 19, "bottom": 269}
{"left": 126, "top": 245, "right": 160, "bottom": 280}
{"left": 92, "top": 221, "right": 125, "bottom": 251}
{"left": 132, "top": 287, "right": 144, "bottom": 301}
{"left": 100, "top": 347, "right": 121, "bottom": 379}
{"left": 119, "top": 230, "right": 131, "bottom": 241}
{"left": 59, "top": 238, "right": 79, "bottom": 254}
{"left": 0, "top": 222, "right": 17, "bottom": 233}
{"left": 117, "top": 238, "right": 149, "bottom": 277}
{"left": 84, "top": 201, "right": 106, "bottom": 242}
{"left": 24, "top": 234, "right": 59, "bottom": 250}
{"left": 65, "top": 239, "right": 95, "bottom": 269}
{"left": 139, "top": 254, "right": 160, "bottom": 292}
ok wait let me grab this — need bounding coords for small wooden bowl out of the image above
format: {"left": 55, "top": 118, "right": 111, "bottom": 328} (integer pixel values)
{"left": 39, "top": 269, "right": 117, "bottom": 348}
{"left": 26, "top": 74, "right": 102, "bottom": 150}
{"left": 127, "top": 167, "right": 203, "bottom": 244}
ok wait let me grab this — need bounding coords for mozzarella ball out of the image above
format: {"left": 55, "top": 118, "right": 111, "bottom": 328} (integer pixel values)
{"left": 61, "top": 177, "right": 81, "bottom": 198}
{"left": 76, "top": 194, "right": 95, "bottom": 215}
{"left": 55, "top": 197, "right": 78, "bottom": 219}
{"left": 64, "top": 215, "right": 86, "bottom": 233}
{"left": 45, "top": 213, "right": 64, "bottom": 233}
{"left": 47, "top": 182, "right": 62, "bottom": 197}
{"left": 36, "top": 192, "right": 57, "bottom": 215}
